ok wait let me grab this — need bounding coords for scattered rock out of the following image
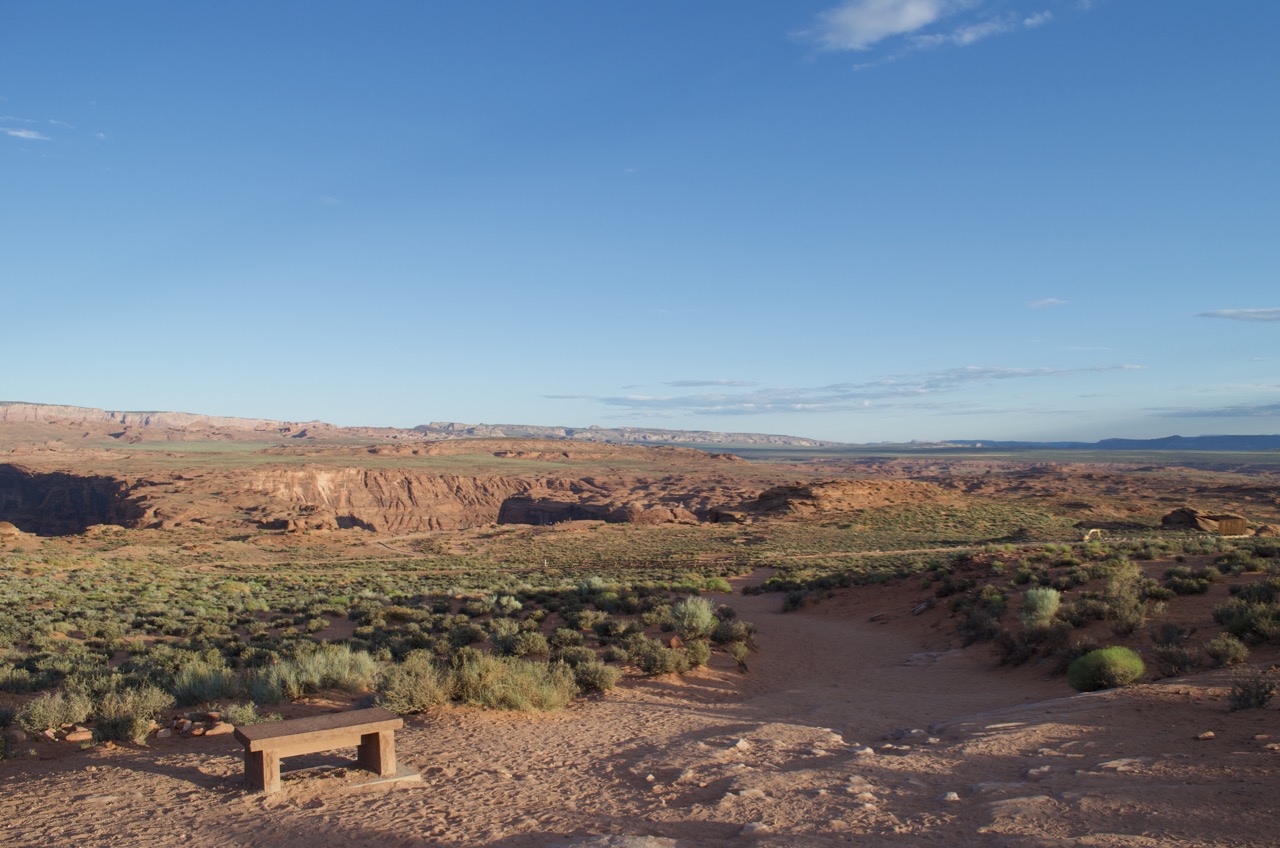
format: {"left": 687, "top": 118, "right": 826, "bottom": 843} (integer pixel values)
{"left": 1025, "top": 765, "right": 1052, "bottom": 781}
{"left": 64, "top": 730, "right": 93, "bottom": 743}
{"left": 1196, "top": 732, "right": 1216, "bottom": 741}
{"left": 738, "top": 788, "right": 766, "bottom": 800}
{"left": 1097, "top": 757, "right": 1152, "bottom": 772}
{"left": 740, "top": 822, "right": 770, "bottom": 836}
{"left": 550, "top": 838, "right": 679, "bottom": 848}
{"left": 940, "top": 791, "right": 961, "bottom": 802}
{"left": 205, "top": 722, "right": 235, "bottom": 736}
{"left": 852, "top": 746, "right": 876, "bottom": 757}
{"left": 733, "top": 738, "right": 752, "bottom": 751}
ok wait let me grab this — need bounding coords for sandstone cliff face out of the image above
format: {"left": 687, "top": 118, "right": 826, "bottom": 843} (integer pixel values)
{"left": 244, "top": 468, "right": 724, "bottom": 532}
{"left": 246, "top": 468, "right": 541, "bottom": 532}
{"left": 0, "top": 457, "right": 751, "bottom": 535}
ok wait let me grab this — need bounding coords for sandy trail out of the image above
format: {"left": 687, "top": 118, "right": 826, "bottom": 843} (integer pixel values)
{"left": 3, "top": 573, "right": 1276, "bottom": 847}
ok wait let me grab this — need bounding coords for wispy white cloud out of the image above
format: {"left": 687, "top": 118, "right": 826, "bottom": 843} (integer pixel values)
{"left": 802, "top": 1, "right": 1060, "bottom": 59}
{"left": 1198, "top": 308, "right": 1280, "bottom": 323}
{"left": 1027, "top": 297, "right": 1067, "bottom": 308}
{"left": 550, "top": 364, "right": 1140, "bottom": 417}
{"left": 664, "top": 379, "right": 758, "bottom": 388}
{"left": 1, "top": 127, "right": 50, "bottom": 141}
{"left": 803, "top": 0, "right": 969, "bottom": 51}
{"left": 912, "top": 15, "right": 1014, "bottom": 48}
{"left": 48, "top": 118, "right": 74, "bottom": 129}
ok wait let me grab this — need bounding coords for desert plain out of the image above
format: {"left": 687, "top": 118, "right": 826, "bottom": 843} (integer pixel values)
{"left": 2, "top": 404, "right": 1280, "bottom": 847}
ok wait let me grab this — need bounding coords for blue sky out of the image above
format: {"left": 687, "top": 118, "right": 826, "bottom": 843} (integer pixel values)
{"left": 3, "top": 1, "right": 1277, "bottom": 442}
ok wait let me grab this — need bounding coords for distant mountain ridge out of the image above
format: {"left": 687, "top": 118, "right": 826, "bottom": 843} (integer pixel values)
{"left": 4, "top": 402, "right": 1276, "bottom": 451}
{"left": 413, "top": 421, "right": 839, "bottom": 447}
{"left": 943, "top": 435, "right": 1280, "bottom": 451}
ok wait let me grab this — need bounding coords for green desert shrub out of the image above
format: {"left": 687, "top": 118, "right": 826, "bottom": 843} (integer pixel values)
{"left": 171, "top": 659, "right": 239, "bottom": 706}
{"left": 669, "top": 596, "right": 717, "bottom": 640}
{"left": 215, "top": 701, "right": 281, "bottom": 727}
{"left": 0, "top": 665, "right": 39, "bottom": 694}
{"left": 629, "top": 637, "right": 691, "bottom": 676}
{"left": 249, "top": 644, "right": 377, "bottom": 702}
{"left": 94, "top": 685, "right": 173, "bottom": 744}
{"left": 728, "top": 641, "right": 751, "bottom": 671}
{"left": 685, "top": 640, "right": 711, "bottom": 668}
{"left": 1153, "top": 645, "right": 1199, "bottom": 676}
{"left": 1020, "top": 587, "right": 1061, "bottom": 629}
{"left": 449, "top": 622, "right": 488, "bottom": 647}
{"left": 570, "top": 659, "right": 622, "bottom": 693}
{"left": 1213, "top": 599, "right": 1280, "bottom": 643}
{"left": 781, "top": 590, "right": 807, "bottom": 612}
{"left": 549, "top": 628, "right": 584, "bottom": 649}
{"left": 1067, "top": 647, "right": 1145, "bottom": 692}
{"left": 1228, "top": 670, "right": 1277, "bottom": 711}
{"left": 551, "top": 646, "right": 597, "bottom": 667}
{"left": 450, "top": 653, "right": 577, "bottom": 712}
{"left": 17, "top": 690, "right": 92, "bottom": 733}
{"left": 711, "top": 618, "right": 753, "bottom": 645}
{"left": 377, "top": 651, "right": 450, "bottom": 714}
{"left": 1060, "top": 596, "right": 1107, "bottom": 628}
{"left": 505, "top": 631, "right": 550, "bottom": 658}
{"left": 1205, "top": 634, "right": 1249, "bottom": 667}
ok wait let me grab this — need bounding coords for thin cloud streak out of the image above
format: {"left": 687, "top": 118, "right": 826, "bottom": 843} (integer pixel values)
{"left": 550, "top": 364, "right": 1141, "bottom": 417}
{"left": 1198, "top": 308, "right": 1280, "bottom": 323}
{"left": 1155, "top": 401, "right": 1280, "bottom": 419}
{"left": 664, "top": 379, "right": 758, "bottom": 388}
{"left": 802, "top": 0, "right": 1057, "bottom": 57}
{"left": 2, "top": 127, "right": 51, "bottom": 141}
{"left": 1027, "top": 297, "right": 1067, "bottom": 308}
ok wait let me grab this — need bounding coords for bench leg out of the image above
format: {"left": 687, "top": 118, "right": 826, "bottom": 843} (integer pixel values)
{"left": 247, "top": 749, "right": 282, "bottom": 794}
{"left": 357, "top": 730, "right": 396, "bottom": 777}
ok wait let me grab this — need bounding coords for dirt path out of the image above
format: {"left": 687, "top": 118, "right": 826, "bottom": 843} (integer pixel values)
{"left": 3, "top": 577, "right": 1277, "bottom": 847}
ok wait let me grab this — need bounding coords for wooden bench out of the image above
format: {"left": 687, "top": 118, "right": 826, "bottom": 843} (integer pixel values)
{"left": 233, "top": 707, "right": 403, "bottom": 794}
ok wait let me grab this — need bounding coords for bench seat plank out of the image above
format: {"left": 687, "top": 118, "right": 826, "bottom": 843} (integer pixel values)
{"left": 232, "top": 707, "right": 403, "bottom": 793}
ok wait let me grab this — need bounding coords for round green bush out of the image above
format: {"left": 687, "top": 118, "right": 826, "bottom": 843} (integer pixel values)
{"left": 1067, "top": 646, "right": 1145, "bottom": 692}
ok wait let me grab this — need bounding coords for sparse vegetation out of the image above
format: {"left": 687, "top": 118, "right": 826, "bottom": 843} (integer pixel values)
{"left": 1067, "top": 647, "right": 1145, "bottom": 692}
{"left": 1228, "top": 669, "right": 1276, "bottom": 711}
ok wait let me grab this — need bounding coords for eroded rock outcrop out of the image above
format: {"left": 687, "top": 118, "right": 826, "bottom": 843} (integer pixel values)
{"left": 752, "top": 479, "right": 953, "bottom": 516}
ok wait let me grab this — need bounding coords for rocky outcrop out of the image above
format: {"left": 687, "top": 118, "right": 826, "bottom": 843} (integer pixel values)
{"left": 752, "top": 479, "right": 952, "bottom": 516}
{"left": 247, "top": 468, "right": 721, "bottom": 532}
{"left": 1161, "top": 507, "right": 1248, "bottom": 535}
{"left": 247, "top": 468, "right": 539, "bottom": 532}
{"left": 0, "top": 464, "right": 147, "bottom": 535}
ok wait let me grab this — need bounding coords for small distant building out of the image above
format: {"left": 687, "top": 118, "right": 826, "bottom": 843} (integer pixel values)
{"left": 1161, "top": 507, "right": 1248, "bottom": 536}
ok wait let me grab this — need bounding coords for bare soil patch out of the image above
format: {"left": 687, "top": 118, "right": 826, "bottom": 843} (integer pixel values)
{"left": 4, "top": 572, "right": 1276, "bottom": 847}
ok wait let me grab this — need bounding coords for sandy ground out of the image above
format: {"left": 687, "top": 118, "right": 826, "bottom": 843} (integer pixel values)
{"left": 3, "top": 571, "right": 1277, "bottom": 847}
